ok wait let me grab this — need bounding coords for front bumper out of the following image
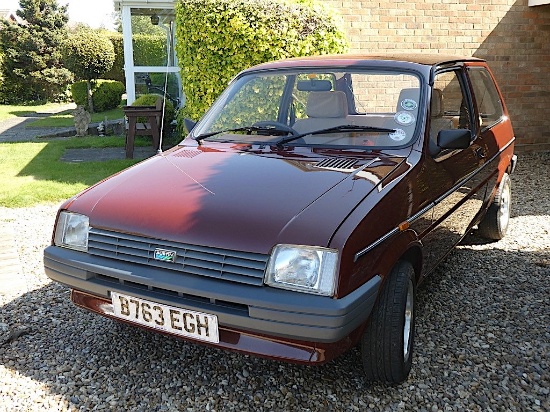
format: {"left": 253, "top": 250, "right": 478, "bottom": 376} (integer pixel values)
{"left": 44, "top": 245, "right": 380, "bottom": 362}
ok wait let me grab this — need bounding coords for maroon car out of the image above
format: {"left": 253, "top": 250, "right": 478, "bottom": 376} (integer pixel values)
{"left": 44, "top": 54, "right": 516, "bottom": 383}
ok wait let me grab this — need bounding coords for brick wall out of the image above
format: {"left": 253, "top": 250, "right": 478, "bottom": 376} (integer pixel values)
{"left": 323, "top": 0, "right": 550, "bottom": 152}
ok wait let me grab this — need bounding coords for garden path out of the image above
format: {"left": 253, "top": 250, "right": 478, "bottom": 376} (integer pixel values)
{"left": 0, "top": 103, "right": 77, "bottom": 143}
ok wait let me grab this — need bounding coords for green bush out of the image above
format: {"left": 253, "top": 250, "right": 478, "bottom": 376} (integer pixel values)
{"left": 71, "top": 79, "right": 125, "bottom": 112}
{"left": 64, "top": 29, "right": 116, "bottom": 112}
{"left": 70, "top": 81, "right": 89, "bottom": 106}
{"left": 175, "top": 0, "right": 347, "bottom": 120}
{"left": 92, "top": 80, "right": 125, "bottom": 112}
{"left": 132, "top": 93, "right": 176, "bottom": 126}
{"left": 0, "top": 51, "right": 4, "bottom": 103}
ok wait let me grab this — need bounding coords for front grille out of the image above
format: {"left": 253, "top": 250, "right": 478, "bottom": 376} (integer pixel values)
{"left": 88, "top": 228, "right": 269, "bottom": 286}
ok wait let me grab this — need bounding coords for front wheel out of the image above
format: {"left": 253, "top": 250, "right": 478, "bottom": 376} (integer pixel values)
{"left": 477, "top": 173, "right": 512, "bottom": 240}
{"left": 361, "top": 261, "right": 416, "bottom": 384}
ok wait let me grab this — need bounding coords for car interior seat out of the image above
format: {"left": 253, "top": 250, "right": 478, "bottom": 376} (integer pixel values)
{"left": 293, "top": 91, "right": 349, "bottom": 134}
{"left": 429, "top": 88, "right": 450, "bottom": 155}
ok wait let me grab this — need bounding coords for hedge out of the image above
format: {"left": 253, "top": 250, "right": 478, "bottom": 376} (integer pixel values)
{"left": 103, "top": 34, "right": 125, "bottom": 82}
{"left": 71, "top": 79, "right": 125, "bottom": 112}
{"left": 175, "top": 0, "right": 347, "bottom": 120}
{"left": 102, "top": 33, "right": 168, "bottom": 83}
{"left": 70, "top": 81, "right": 89, "bottom": 107}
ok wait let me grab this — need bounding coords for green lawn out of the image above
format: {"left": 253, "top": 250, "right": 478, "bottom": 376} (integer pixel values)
{"left": 30, "top": 106, "right": 124, "bottom": 128}
{"left": 0, "top": 102, "right": 71, "bottom": 122}
{"left": 0, "top": 136, "right": 147, "bottom": 208}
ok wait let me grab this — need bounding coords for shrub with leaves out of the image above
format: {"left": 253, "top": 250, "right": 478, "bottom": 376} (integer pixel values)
{"left": 175, "top": 0, "right": 347, "bottom": 120}
{"left": 92, "top": 80, "right": 125, "bottom": 112}
{"left": 70, "top": 81, "right": 89, "bottom": 107}
{"left": 71, "top": 79, "right": 125, "bottom": 112}
{"left": 133, "top": 34, "right": 167, "bottom": 67}
{"left": 102, "top": 33, "right": 168, "bottom": 84}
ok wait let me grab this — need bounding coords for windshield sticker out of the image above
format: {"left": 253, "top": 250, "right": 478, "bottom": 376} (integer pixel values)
{"left": 401, "top": 99, "right": 418, "bottom": 111}
{"left": 389, "top": 129, "right": 407, "bottom": 141}
{"left": 394, "top": 111, "right": 416, "bottom": 126}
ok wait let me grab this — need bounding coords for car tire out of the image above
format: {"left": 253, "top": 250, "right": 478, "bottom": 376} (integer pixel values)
{"left": 477, "top": 173, "right": 512, "bottom": 240}
{"left": 361, "top": 261, "right": 416, "bottom": 384}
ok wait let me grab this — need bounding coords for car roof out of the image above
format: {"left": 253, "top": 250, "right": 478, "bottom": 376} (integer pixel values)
{"left": 244, "top": 53, "right": 485, "bottom": 72}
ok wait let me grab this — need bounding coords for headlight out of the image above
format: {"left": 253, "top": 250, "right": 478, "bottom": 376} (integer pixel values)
{"left": 264, "top": 245, "right": 338, "bottom": 296}
{"left": 54, "top": 211, "right": 89, "bottom": 252}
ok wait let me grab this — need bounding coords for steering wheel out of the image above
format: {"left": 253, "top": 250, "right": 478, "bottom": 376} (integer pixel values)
{"left": 252, "top": 121, "right": 299, "bottom": 136}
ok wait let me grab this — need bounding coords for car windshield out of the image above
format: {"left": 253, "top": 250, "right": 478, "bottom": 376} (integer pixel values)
{"left": 192, "top": 69, "right": 422, "bottom": 148}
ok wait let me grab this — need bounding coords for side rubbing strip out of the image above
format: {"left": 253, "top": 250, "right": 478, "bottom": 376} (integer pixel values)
{"left": 354, "top": 202, "right": 434, "bottom": 262}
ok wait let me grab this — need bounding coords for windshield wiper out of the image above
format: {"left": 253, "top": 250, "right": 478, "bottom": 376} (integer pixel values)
{"left": 195, "top": 125, "right": 291, "bottom": 144}
{"left": 277, "top": 125, "right": 396, "bottom": 146}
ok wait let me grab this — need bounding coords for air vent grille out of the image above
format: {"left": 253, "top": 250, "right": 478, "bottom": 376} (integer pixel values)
{"left": 315, "top": 158, "right": 357, "bottom": 170}
{"left": 173, "top": 150, "right": 202, "bottom": 159}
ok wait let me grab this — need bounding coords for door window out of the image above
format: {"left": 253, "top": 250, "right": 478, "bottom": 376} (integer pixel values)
{"left": 431, "top": 70, "right": 472, "bottom": 137}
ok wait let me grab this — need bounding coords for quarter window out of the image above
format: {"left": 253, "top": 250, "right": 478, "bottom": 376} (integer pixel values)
{"left": 468, "top": 68, "right": 504, "bottom": 130}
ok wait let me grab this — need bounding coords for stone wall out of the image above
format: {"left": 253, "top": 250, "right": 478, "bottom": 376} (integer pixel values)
{"left": 323, "top": 0, "right": 550, "bottom": 152}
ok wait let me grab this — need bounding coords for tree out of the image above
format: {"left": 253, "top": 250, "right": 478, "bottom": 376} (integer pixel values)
{"left": 0, "top": 0, "right": 73, "bottom": 103}
{"left": 64, "top": 29, "right": 115, "bottom": 112}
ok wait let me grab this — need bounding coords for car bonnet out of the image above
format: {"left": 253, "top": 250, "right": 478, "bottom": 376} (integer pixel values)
{"left": 65, "top": 144, "right": 409, "bottom": 254}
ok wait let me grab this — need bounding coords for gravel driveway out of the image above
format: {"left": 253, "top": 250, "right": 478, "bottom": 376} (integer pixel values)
{"left": 1, "top": 152, "right": 548, "bottom": 412}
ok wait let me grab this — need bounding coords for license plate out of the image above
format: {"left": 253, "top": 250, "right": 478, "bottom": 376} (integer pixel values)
{"left": 111, "top": 292, "right": 219, "bottom": 343}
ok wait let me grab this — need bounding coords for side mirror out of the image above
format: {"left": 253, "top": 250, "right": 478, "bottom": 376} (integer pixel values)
{"left": 437, "top": 129, "right": 471, "bottom": 150}
{"left": 184, "top": 118, "right": 197, "bottom": 134}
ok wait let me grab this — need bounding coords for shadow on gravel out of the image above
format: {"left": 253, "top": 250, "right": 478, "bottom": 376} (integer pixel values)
{"left": 1, "top": 239, "right": 549, "bottom": 411}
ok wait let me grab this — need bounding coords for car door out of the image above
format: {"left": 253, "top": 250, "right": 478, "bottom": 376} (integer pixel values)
{"left": 466, "top": 64, "right": 510, "bottom": 200}
{"left": 419, "top": 66, "right": 490, "bottom": 275}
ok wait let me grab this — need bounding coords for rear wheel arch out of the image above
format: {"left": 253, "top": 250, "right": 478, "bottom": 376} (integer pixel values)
{"left": 477, "top": 172, "right": 511, "bottom": 240}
